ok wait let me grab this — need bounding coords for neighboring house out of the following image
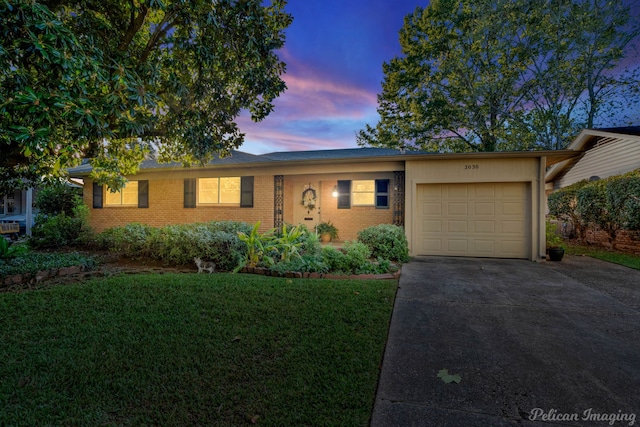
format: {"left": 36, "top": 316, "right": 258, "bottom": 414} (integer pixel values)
{"left": 68, "top": 147, "right": 576, "bottom": 261}
{"left": 0, "top": 187, "right": 38, "bottom": 236}
{"left": 545, "top": 127, "right": 640, "bottom": 193}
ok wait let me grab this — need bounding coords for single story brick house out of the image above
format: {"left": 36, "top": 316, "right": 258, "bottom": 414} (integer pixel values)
{"left": 69, "top": 147, "right": 576, "bottom": 261}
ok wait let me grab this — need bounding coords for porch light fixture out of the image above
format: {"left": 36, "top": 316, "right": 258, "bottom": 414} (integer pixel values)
{"left": 331, "top": 185, "right": 338, "bottom": 198}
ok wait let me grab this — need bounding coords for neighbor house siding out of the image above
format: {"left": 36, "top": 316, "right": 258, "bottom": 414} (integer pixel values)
{"left": 556, "top": 139, "right": 640, "bottom": 189}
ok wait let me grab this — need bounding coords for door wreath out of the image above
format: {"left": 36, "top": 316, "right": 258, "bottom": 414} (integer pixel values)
{"left": 301, "top": 186, "right": 317, "bottom": 213}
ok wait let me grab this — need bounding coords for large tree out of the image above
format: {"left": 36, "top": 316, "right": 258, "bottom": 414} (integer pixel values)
{"left": 358, "top": 0, "right": 639, "bottom": 153}
{"left": 1, "top": 0, "right": 292, "bottom": 191}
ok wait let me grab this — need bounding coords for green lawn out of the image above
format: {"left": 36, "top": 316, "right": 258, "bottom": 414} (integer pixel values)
{"left": 0, "top": 273, "right": 397, "bottom": 426}
{"left": 566, "top": 243, "right": 640, "bottom": 270}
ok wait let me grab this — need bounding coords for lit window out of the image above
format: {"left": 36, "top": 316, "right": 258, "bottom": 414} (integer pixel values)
{"left": 198, "top": 177, "right": 240, "bottom": 204}
{"left": 352, "top": 180, "right": 375, "bottom": 206}
{"left": 105, "top": 181, "right": 138, "bottom": 206}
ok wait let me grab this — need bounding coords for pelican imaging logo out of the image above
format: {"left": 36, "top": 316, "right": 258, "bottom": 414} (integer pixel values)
{"left": 529, "top": 408, "right": 636, "bottom": 426}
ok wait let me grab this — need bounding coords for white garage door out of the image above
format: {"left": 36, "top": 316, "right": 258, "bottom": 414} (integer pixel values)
{"left": 417, "top": 182, "right": 530, "bottom": 258}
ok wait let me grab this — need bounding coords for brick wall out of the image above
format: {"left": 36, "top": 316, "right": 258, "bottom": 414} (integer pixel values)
{"left": 583, "top": 229, "right": 640, "bottom": 253}
{"left": 85, "top": 176, "right": 274, "bottom": 233}
{"left": 84, "top": 175, "right": 397, "bottom": 239}
{"left": 316, "top": 179, "right": 395, "bottom": 242}
{"left": 558, "top": 221, "right": 640, "bottom": 253}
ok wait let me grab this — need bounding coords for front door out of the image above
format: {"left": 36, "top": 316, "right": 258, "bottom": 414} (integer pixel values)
{"left": 293, "top": 180, "right": 320, "bottom": 231}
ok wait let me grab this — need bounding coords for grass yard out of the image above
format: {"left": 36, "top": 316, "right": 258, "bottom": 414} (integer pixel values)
{"left": 566, "top": 243, "right": 640, "bottom": 270}
{"left": 0, "top": 273, "right": 397, "bottom": 426}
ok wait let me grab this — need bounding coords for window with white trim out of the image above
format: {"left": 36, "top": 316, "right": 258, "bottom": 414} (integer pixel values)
{"left": 337, "top": 179, "right": 390, "bottom": 209}
{"left": 352, "top": 180, "right": 376, "bottom": 206}
{"left": 105, "top": 181, "right": 138, "bottom": 206}
{"left": 198, "top": 177, "right": 241, "bottom": 204}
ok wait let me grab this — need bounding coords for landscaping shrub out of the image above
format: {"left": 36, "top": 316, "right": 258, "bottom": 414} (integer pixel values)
{"left": 268, "top": 254, "right": 329, "bottom": 275}
{"left": 606, "top": 173, "right": 640, "bottom": 230}
{"left": 95, "top": 222, "right": 249, "bottom": 271}
{"left": 34, "top": 181, "right": 82, "bottom": 217}
{"left": 30, "top": 203, "right": 92, "bottom": 249}
{"left": 343, "top": 241, "right": 371, "bottom": 269}
{"left": 357, "top": 224, "right": 409, "bottom": 262}
{"left": 0, "top": 251, "right": 97, "bottom": 277}
{"left": 321, "top": 246, "right": 350, "bottom": 274}
{"left": 547, "top": 180, "right": 589, "bottom": 240}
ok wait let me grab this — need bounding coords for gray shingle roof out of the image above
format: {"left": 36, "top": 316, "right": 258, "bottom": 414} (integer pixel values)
{"left": 67, "top": 147, "right": 427, "bottom": 175}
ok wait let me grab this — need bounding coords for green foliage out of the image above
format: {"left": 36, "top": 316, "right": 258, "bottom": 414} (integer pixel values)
{"left": 605, "top": 173, "right": 640, "bottom": 230}
{"left": 319, "top": 242, "right": 390, "bottom": 275}
{"left": 34, "top": 181, "right": 82, "bottom": 217}
{"left": 550, "top": 170, "right": 640, "bottom": 247}
{"left": 576, "top": 179, "right": 621, "bottom": 245}
{"left": 236, "top": 222, "right": 277, "bottom": 270}
{"left": 0, "top": 251, "right": 96, "bottom": 277}
{"left": 547, "top": 180, "right": 590, "bottom": 239}
{"left": 273, "top": 224, "right": 305, "bottom": 263}
{"left": 358, "top": 0, "right": 639, "bottom": 152}
{"left": 94, "top": 221, "right": 404, "bottom": 275}
{"left": 1, "top": 0, "right": 292, "bottom": 190}
{"left": 343, "top": 241, "right": 372, "bottom": 270}
{"left": 268, "top": 254, "right": 329, "bottom": 276}
{"left": 316, "top": 221, "right": 339, "bottom": 240}
{"left": 321, "top": 246, "right": 350, "bottom": 274}
{"left": 545, "top": 220, "right": 564, "bottom": 249}
{"left": 0, "top": 239, "right": 28, "bottom": 260}
{"left": 357, "top": 224, "right": 409, "bottom": 262}
{"left": 30, "top": 193, "right": 91, "bottom": 249}
{"left": 96, "top": 222, "right": 249, "bottom": 271}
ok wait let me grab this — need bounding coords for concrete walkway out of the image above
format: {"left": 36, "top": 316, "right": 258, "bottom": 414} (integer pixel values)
{"left": 371, "top": 256, "right": 640, "bottom": 426}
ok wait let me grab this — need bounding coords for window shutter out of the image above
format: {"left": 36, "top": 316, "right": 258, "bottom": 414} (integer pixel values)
{"left": 92, "top": 182, "right": 103, "bottom": 209}
{"left": 337, "top": 180, "right": 351, "bottom": 209}
{"left": 184, "top": 178, "right": 196, "bottom": 208}
{"left": 375, "top": 179, "right": 390, "bottom": 208}
{"left": 240, "top": 176, "right": 254, "bottom": 208}
{"left": 138, "top": 180, "right": 149, "bottom": 208}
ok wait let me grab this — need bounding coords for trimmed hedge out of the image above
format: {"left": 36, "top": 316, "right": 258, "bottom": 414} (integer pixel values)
{"left": 548, "top": 169, "right": 640, "bottom": 245}
{"left": 96, "top": 221, "right": 252, "bottom": 271}
{"left": 357, "top": 224, "right": 410, "bottom": 262}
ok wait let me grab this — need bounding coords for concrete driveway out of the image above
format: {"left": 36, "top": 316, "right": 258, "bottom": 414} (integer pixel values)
{"left": 371, "top": 256, "right": 640, "bottom": 427}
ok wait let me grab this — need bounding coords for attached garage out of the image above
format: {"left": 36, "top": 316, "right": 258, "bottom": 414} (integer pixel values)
{"left": 403, "top": 153, "right": 571, "bottom": 261}
{"left": 416, "top": 182, "right": 530, "bottom": 258}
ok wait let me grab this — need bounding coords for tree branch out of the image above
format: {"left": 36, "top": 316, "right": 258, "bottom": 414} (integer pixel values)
{"left": 139, "top": 12, "right": 177, "bottom": 63}
{"left": 117, "top": 1, "right": 149, "bottom": 53}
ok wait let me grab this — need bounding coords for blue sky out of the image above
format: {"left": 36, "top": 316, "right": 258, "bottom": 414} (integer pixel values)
{"left": 238, "top": 0, "right": 640, "bottom": 154}
{"left": 238, "top": 0, "right": 425, "bottom": 154}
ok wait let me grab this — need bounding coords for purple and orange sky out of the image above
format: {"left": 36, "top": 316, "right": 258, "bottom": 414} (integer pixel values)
{"left": 238, "top": 0, "right": 640, "bottom": 154}
{"left": 238, "top": 0, "right": 425, "bottom": 154}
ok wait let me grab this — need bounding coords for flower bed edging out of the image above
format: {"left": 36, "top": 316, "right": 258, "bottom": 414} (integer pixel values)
{"left": 1, "top": 265, "right": 87, "bottom": 289}
{"left": 239, "top": 266, "right": 401, "bottom": 280}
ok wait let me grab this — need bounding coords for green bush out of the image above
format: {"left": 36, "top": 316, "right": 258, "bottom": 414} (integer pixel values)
{"left": 35, "top": 181, "right": 82, "bottom": 217}
{"left": 606, "top": 173, "right": 640, "bottom": 230}
{"left": 30, "top": 188, "right": 92, "bottom": 249}
{"left": 268, "top": 254, "right": 329, "bottom": 276}
{"left": 357, "top": 224, "right": 409, "bottom": 262}
{"left": 547, "top": 180, "right": 589, "bottom": 240}
{"left": 321, "top": 246, "right": 350, "bottom": 274}
{"left": 95, "top": 222, "right": 249, "bottom": 271}
{"left": 0, "top": 251, "right": 97, "bottom": 277}
{"left": 343, "top": 241, "right": 371, "bottom": 268}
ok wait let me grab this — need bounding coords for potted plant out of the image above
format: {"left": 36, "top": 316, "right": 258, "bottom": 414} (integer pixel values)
{"left": 546, "top": 219, "right": 565, "bottom": 261}
{"left": 316, "top": 221, "right": 339, "bottom": 243}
